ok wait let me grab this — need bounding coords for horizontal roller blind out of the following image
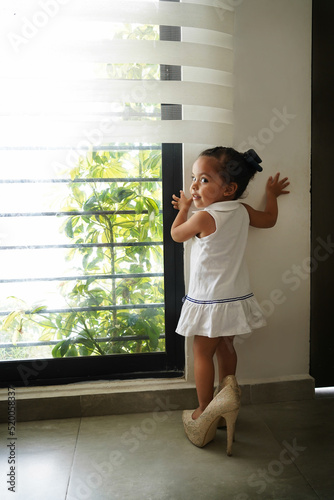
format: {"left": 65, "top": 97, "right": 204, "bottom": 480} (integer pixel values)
{"left": 0, "top": 0, "right": 234, "bottom": 147}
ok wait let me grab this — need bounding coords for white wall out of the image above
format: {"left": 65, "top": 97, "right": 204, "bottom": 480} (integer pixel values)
{"left": 183, "top": 0, "right": 312, "bottom": 384}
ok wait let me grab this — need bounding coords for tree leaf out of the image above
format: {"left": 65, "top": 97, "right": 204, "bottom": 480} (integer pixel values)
{"left": 65, "top": 345, "right": 78, "bottom": 357}
{"left": 38, "top": 319, "right": 57, "bottom": 329}
{"left": 30, "top": 305, "right": 48, "bottom": 315}
{"left": 116, "top": 188, "right": 134, "bottom": 202}
{"left": 2, "top": 310, "right": 23, "bottom": 331}
{"left": 39, "top": 330, "right": 56, "bottom": 341}
{"left": 64, "top": 218, "right": 74, "bottom": 238}
{"left": 86, "top": 277, "right": 96, "bottom": 286}
{"left": 52, "top": 342, "right": 63, "bottom": 358}
{"left": 60, "top": 339, "right": 71, "bottom": 357}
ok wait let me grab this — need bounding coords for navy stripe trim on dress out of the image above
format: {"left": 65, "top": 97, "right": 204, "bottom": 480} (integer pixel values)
{"left": 183, "top": 293, "right": 254, "bottom": 304}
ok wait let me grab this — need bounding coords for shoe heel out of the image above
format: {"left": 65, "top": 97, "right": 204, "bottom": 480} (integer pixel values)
{"left": 222, "top": 409, "right": 239, "bottom": 456}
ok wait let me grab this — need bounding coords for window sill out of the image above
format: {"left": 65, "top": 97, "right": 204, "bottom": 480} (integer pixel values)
{"left": 0, "top": 375, "right": 315, "bottom": 423}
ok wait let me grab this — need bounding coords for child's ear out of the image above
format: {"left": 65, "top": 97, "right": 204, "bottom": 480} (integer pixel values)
{"left": 224, "top": 182, "right": 238, "bottom": 197}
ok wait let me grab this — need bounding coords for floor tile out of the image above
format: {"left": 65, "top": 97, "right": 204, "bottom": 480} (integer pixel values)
{"left": 252, "top": 399, "right": 334, "bottom": 499}
{"left": 0, "top": 419, "right": 80, "bottom": 500}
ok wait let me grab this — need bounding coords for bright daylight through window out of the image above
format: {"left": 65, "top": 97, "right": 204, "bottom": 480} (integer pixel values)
{"left": 0, "top": 7, "right": 178, "bottom": 369}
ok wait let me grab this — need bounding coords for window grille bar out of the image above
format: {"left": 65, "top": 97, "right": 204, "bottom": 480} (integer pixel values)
{"left": 0, "top": 242, "right": 163, "bottom": 251}
{"left": 0, "top": 145, "right": 162, "bottom": 152}
{"left": 0, "top": 272, "right": 164, "bottom": 284}
{"left": 0, "top": 335, "right": 165, "bottom": 349}
{"left": 0, "top": 303, "right": 164, "bottom": 317}
{"left": 0, "top": 178, "right": 162, "bottom": 184}
{"left": 0, "top": 210, "right": 162, "bottom": 218}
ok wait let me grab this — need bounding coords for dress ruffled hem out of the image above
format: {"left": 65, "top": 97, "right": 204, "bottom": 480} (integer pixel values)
{"left": 175, "top": 295, "right": 266, "bottom": 337}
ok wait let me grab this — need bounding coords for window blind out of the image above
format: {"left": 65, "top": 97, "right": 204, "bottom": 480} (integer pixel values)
{"left": 0, "top": 0, "right": 234, "bottom": 148}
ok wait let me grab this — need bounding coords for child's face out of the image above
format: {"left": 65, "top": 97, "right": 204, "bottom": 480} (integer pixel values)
{"left": 190, "top": 156, "right": 229, "bottom": 208}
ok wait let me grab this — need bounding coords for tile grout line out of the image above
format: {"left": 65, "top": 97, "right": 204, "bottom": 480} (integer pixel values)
{"left": 65, "top": 417, "right": 83, "bottom": 500}
{"left": 291, "top": 462, "right": 323, "bottom": 499}
{"left": 251, "top": 403, "right": 322, "bottom": 499}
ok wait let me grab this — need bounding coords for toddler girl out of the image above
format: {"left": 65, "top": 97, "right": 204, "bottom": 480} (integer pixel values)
{"left": 171, "top": 147, "right": 289, "bottom": 451}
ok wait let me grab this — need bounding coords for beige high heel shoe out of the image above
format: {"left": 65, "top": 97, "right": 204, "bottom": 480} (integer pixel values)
{"left": 214, "top": 375, "right": 242, "bottom": 429}
{"left": 182, "top": 381, "right": 240, "bottom": 456}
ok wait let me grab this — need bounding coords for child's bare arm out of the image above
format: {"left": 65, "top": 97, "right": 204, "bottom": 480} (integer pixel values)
{"left": 242, "top": 173, "right": 290, "bottom": 228}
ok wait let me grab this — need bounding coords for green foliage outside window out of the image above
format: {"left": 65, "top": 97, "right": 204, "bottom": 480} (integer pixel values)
{"left": 1, "top": 149, "right": 166, "bottom": 359}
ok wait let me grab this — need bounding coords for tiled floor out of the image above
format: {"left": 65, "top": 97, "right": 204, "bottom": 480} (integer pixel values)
{"left": 0, "top": 393, "right": 333, "bottom": 500}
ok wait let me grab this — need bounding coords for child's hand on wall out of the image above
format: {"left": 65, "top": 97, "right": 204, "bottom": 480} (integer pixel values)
{"left": 266, "top": 173, "right": 290, "bottom": 198}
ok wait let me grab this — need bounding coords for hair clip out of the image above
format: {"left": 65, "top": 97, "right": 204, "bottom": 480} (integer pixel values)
{"left": 243, "top": 149, "right": 263, "bottom": 172}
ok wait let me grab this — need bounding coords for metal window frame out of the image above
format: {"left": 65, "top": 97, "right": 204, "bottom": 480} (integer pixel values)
{"left": 0, "top": 143, "right": 184, "bottom": 387}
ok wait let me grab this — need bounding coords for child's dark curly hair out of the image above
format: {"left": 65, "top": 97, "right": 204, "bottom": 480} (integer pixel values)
{"left": 199, "top": 147, "right": 262, "bottom": 200}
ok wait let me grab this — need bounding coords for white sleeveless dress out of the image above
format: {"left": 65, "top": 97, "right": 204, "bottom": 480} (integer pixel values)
{"left": 175, "top": 200, "right": 266, "bottom": 337}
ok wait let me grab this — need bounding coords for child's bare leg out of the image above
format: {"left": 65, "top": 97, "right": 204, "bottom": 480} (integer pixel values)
{"left": 215, "top": 335, "right": 237, "bottom": 382}
{"left": 192, "top": 335, "right": 222, "bottom": 420}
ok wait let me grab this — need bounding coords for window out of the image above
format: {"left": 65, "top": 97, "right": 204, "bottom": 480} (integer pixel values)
{"left": 0, "top": 144, "right": 184, "bottom": 386}
{"left": 0, "top": 3, "right": 184, "bottom": 387}
{"left": 0, "top": 0, "right": 234, "bottom": 387}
